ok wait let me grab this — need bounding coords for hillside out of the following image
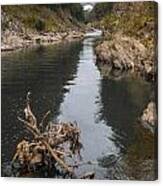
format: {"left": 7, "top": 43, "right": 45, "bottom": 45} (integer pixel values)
{"left": 1, "top": 4, "right": 85, "bottom": 51}
{"left": 92, "top": 2, "right": 157, "bottom": 81}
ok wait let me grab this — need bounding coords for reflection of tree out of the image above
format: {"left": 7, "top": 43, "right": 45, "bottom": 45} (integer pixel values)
{"left": 96, "top": 76, "right": 151, "bottom": 153}
{"left": 1, "top": 41, "right": 82, "bottom": 164}
{"left": 97, "top": 125, "right": 156, "bottom": 180}
{"left": 123, "top": 125, "right": 156, "bottom": 180}
{"left": 95, "top": 71, "right": 155, "bottom": 179}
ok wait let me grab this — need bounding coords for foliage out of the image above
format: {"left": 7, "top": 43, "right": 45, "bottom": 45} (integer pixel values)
{"left": 91, "top": 2, "right": 157, "bottom": 49}
{"left": 34, "top": 18, "right": 46, "bottom": 31}
{"left": 90, "top": 2, "right": 114, "bottom": 21}
{"left": 2, "top": 4, "right": 85, "bottom": 32}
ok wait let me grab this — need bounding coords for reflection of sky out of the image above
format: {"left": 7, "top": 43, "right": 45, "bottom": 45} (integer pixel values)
{"left": 58, "top": 35, "right": 119, "bottom": 165}
{"left": 1, "top": 29, "right": 153, "bottom": 178}
{"left": 56, "top": 33, "right": 152, "bottom": 174}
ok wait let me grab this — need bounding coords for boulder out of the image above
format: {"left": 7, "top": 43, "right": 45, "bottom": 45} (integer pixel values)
{"left": 141, "top": 101, "right": 157, "bottom": 133}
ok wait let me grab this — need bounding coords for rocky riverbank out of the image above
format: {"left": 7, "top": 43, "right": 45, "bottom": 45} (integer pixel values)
{"left": 1, "top": 4, "right": 85, "bottom": 52}
{"left": 95, "top": 33, "right": 156, "bottom": 81}
{"left": 92, "top": 2, "right": 157, "bottom": 179}
{"left": 95, "top": 33, "right": 157, "bottom": 133}
{"left": 93, "top": 1, "right": 158, "bottom": 135}
{"left": 1, "top": 30, "right": 85, "bottom": 52}
{"left": 93, "top": 2, "right": 157, "bottom": 82}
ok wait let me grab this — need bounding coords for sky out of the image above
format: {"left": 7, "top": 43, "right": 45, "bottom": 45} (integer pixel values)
{"left": 83, "top": 3, "right": 94, "bottom": 11}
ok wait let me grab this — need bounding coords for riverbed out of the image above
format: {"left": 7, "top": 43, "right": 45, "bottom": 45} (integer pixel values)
{"left": 1, "top": 31, "right": 152, "bottom": 179}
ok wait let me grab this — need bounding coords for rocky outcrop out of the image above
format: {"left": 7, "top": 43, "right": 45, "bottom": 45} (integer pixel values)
{"left": 94, "top": 2, "right": 157, "bottom": 81}
{"left": 140, "top": 101, "right": 157, "bottom": 133}
{"left": 95, "top": 33, "right": 156, "bottom": 81}
{"left": 1, "top": 30, "right": 84, "bottom": 52}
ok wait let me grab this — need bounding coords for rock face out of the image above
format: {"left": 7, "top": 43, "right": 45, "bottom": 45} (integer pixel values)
{"left": 95, "top": 33, "right": 156, "bottom": 81}
{"left": 141, "top": 101, "right": 157, "bottom": 133}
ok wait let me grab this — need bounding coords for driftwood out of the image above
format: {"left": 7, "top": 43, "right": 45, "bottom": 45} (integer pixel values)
{"left": 12, "top": 92, "right": 83, "bottom": 176}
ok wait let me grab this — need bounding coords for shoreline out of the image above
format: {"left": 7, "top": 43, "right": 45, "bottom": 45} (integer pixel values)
{"left": 1, "top": 30, "right": 85, "bottom": 53}
{"left": 95, "top": 32, "right": 157, "bottom": 135}
{"left": 95, "top": 33, "right": 157, "bottom": 82}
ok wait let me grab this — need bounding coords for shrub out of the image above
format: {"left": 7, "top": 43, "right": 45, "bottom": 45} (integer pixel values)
{"left": 35, "top": 18, "right": 45, "bottom": 31}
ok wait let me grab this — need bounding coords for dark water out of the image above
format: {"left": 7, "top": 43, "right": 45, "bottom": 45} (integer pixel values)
{"left": 1, "top": 33, "right": 152, "bottom": 179}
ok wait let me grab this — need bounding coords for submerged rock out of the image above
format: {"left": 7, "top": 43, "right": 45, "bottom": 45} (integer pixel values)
{"left": 2, "top": 164, "right": 13, "bottom": 177}
{"left": 98, "top": 154, "right": 118, "bottom": 168}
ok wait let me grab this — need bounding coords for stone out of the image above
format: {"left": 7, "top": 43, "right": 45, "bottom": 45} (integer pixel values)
{"left": 141, "top": 101, "right": 157, "bottom": 133}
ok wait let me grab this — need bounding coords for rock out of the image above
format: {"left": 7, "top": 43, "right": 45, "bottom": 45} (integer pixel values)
{"left": 80, "top": 171, "right": 95, "bottom": 179}
{"left": 98, "top": 154, "right": 118, "bottom": 168}
{"left": 1, "top": 30, "right": 85, "bottom": 52}
{"left": 113, "top": 59, "right": 123, "bottom": 70}
{"left": 141, "top": 101, "right": 157, "bottom": 133}
{"left": 1, "top": 45, "right": 14, "bottom": 51}
{"left": 3, "top": 165, "right": 13, "bottom": 177}
{"left": 23, "top": 34, "right": 32, "bottom": 40}
{"left": 95, "top": 33, "right": 156, "bottom": 81}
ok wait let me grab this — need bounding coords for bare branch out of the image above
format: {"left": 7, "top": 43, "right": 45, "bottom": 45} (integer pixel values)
{"left": 39, "top": 110, "right": 51, "bottom": 129}
{"left": 12, "top": 92, "right": 86, "bottom": 177}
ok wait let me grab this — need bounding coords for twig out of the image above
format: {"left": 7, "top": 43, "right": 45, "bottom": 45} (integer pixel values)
{"left": 41, "top": 140, "right": 73, "bottom": 174}
{"left": 39, "top": 110, "right": 51, "bottom": 129}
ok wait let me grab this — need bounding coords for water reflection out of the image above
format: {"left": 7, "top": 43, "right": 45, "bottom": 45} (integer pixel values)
{"left": 1, "top": 34, "right": 153, "bottom": 179}
{"left": 96, "top": 63, "right": 153, "bottom": 179}
{"left": 1, "top": 41, "right": 82, "bottom": 165}
{"left": 57, "top": 36, "right": 118, "bottom": 177}
{"left": 96, "top": 76, "right": 152, "bottom": 153}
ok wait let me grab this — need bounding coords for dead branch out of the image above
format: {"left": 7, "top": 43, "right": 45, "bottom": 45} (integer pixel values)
{"left": 11, "top": 92, "right": 96, "bottom": 178}
{"left": 39, "top": 110, "right": 51, "bottom": 129}
{"left": 12, "top": 92, "right": 82, "bottom": 176}
{"left": 24, "top": 92, "right": 37, "bottom": 127}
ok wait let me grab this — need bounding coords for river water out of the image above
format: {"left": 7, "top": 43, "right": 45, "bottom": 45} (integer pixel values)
{"left": 1, "top": 32, "right": 152, "bottom": 179}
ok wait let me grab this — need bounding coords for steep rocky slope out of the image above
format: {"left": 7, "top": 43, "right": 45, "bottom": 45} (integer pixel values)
{"left": 93, "top": 2, "right": 157, "bottom": 81}
{"left": 1, "top": 4, "right": 85, "bottom": 51}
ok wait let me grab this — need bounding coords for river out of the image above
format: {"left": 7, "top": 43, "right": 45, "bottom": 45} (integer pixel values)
{"left": 1, "top": 31, "right": 152, "bottom": 179}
